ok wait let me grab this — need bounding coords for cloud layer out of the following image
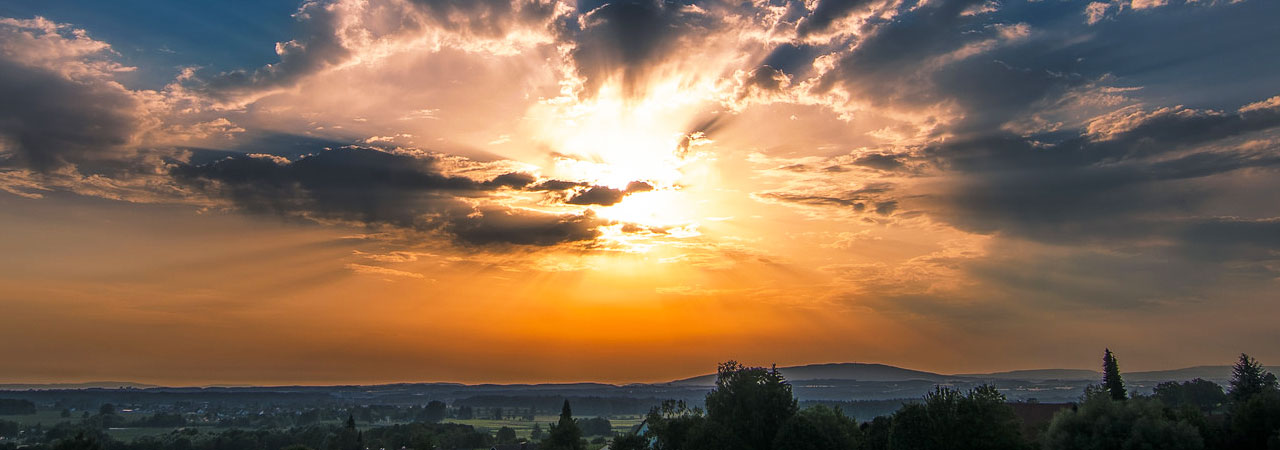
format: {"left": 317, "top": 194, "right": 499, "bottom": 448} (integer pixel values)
{"left": 3, "top": 0, "right": 1280, "bottom": 378}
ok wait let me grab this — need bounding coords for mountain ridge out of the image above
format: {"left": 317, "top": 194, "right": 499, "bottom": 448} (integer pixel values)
{"left": 3, "top": 363, "right": 1262, "bottom": 390}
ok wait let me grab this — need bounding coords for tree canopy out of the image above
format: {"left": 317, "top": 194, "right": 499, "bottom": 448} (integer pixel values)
{"left": 1103, "top": 349, "right": 1127, "bottom": 401}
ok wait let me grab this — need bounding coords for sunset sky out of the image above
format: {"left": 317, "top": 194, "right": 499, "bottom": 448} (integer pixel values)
{"left": 1, "top": 0, "right": 1278, "bottom": 386}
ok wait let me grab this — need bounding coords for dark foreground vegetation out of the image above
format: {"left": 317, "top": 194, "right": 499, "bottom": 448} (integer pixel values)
{"left": 607, "top": 353, "right": 1280, "bottom": 450}
{"left": 1, "top": 352, "right": 1276, "bottom": 450}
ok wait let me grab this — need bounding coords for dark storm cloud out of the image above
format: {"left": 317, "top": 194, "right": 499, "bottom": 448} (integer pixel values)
{"left": 0, "top": 53, "right": 142, "bottom": 171}
{"left": 172, "top": 146, "right": 612, "bottom": 246}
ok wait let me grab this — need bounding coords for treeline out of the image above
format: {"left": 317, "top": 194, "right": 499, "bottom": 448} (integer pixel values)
{"left": 0, "top": 399, "right": 36, "bottom": 415}
{"left": 1040, "top": 352, "right": 1280, "bottom": 450}
{"left": 0, "top": 417, "right": 494, "bottom": 450}
{"left": 598, "top": 353, "right": 1280, "bottom": 450}
{"left": 453, "top": 395, "right": 664, "bottom": 416}
{"left": 799, "top": 400, "right": 913, "bottom": 422}
{"left": 2, "top": 391, "right": 333, "bottom": 411}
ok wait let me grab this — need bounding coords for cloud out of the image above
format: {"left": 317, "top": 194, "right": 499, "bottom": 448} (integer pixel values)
{"left": 0, "top": 18, "right": 151, "bottom": 171}
{"left": 193, "top": 0, "right": 562, "bottom": 103}
{"left": 917, "top": 95, "right": 1280, "bottom": 264}
{"left": 344, "top": 263, "right": 427, "bottom": 279}
{"left": 562, "top": 0, "right": 721, "bottom": 97}
{"left": 171, "top": 146, "right": 620, "bottom": 246}
{"left": 564, "top": 180, "right": 653, "bottom": 206}
{"left": 850, "top": 152, "right": 907, "bottom": 171}
{"left": 444, "top": 205, "right": 607, "bottom": 246}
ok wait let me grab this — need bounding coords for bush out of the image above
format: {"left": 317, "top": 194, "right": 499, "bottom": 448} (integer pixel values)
{"left": 1042, "top": 396, "right": 1204, "bottom": 450}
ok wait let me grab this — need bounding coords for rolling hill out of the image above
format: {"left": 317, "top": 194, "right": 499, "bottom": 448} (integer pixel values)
{"left": 667, "top": 363, "right": 951, "bottom": 386}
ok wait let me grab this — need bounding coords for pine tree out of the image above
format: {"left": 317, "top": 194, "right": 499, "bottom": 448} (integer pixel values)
{"left": 1229, "top": 353, "right": 1278, "bottom": 402}
{"left": 1103, "top": 348, "right": 1127, "bottom": 401}
{"left": 542, "top": 400, "right": 584, "bottom": 450}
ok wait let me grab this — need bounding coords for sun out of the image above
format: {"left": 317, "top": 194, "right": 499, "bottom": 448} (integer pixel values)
{"left": 524, "top": 77, "right": 720, "bottom": 230}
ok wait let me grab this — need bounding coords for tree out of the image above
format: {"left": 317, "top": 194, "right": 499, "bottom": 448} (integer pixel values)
{"left": 704, "top": 362, "right": 798, "bottom": 450}
{"left": 887, "top": 386, "right": 1027, "bottom": 450}
{"left": 773, "top": 405, "right": 861, "bottom": 450}
{"left": 327, "top": 414, "right": 363, "bottom": 450}
{"left": 1042, "top": 395, "right": 1203, "bottom": 450}
{"left": 423, "top": 400, "right": 447, "bottom": 423}
{"left": 642, "top": 400, "right": 708, "bottom": 450}
{"left": 1229, "top": 353, "right": 1278, "bottom": 402}
{"left": 579, "top": 417, "right": 613, "bottom": 436}
{"left": 0, "top": 399, "right": 36, "bottom": 416}
{"left": 496, "top": 426, "right": 517, "bottom": 444}
{"left": 1152, "top": 378, "right": 1227, "bottom": 412}
{"left": 52, "top": 432, "right": 103, "bottom": 450}
{"left": 860, "top": 416, "right": 892, "bottom": 450}
{"left": 1103, "top": 348, "right": 1127, "bottom": 401}
{"left": 1227, "top": 389, "right": 1280, "bottom": 450}
{"left": 0, "top": 420, "right": 21, "bottom": 438}
{"left": 97, "top": 403, "right": 115, "bottom": 416}
{"left": 611, "top": 432, "right": 649, "bottom": 450}
{"left": 492, "top": 407, "right": 504, "bottom": 420}
{"left": 531, "top": 423, "right": 544, "bottom": 441}
{"left": 542, "top": 400, "right": 585, "bottom": 450}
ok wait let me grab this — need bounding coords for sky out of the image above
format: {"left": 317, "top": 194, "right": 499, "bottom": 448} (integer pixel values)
{"left": 0, "top": 0, "right": 1278, "bottom": 386}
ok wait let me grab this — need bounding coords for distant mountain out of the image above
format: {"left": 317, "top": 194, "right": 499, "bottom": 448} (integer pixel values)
{"left": 666, "top": 362, "right": 1262, "bottom": 387}
{"left": 668, "top": 363, "right": 950, "bottom": 386}
{"left": 1127, "top": 366, "right": 1244, "bottom": 381}
{"left": 0, "top": 381, "right": 159, "bottom": 390}
{"left": 956, "top": 369, "right": 1100, "bottom": 381}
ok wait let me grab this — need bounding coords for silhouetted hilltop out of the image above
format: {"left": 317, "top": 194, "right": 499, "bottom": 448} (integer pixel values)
{"left": 0, "top": 381, "right": 159, "bottom": 390}
{"left": 667, "top": 363, "right": 951, "bottom": 386}
{"left": 956, "top": 369, "right": 1101, "bottom": 381}
{"left": 1127, "top": 365, "right": 1246, "bottom": 381}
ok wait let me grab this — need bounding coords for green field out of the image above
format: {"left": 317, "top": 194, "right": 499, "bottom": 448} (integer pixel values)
{"left": 5, "top": 409, "right": 643, "bottom": 444}
{"left": 2, "top": 409, "right": 151, "bottom": 427}
{"left": 444, "top": 414, "right": 645, "bottom": 439}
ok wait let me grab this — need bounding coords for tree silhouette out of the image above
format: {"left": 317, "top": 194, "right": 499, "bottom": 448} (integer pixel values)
{"left": 1102, "top": 349, "right": 1126, "bottom": 401}
{"left": 704, "top": 361, "right": 798, "bottom": 450}
{"left": 1229, "top": 353, "right": 1278, "bottom": 402}
{"left": 1152, "top": 378, "right": 1226, "bottom": 412}
{"left": 542, "top": 400, "right": 585, "bottom": 450}
{"left": 495, "top": 426, "right": 517, "bottom": 444}
{"left": 52, "top": 432, "right": 102, "bottom": 450}
{"left": 887, "top": 385, "right": 1027, "bottom": 450}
